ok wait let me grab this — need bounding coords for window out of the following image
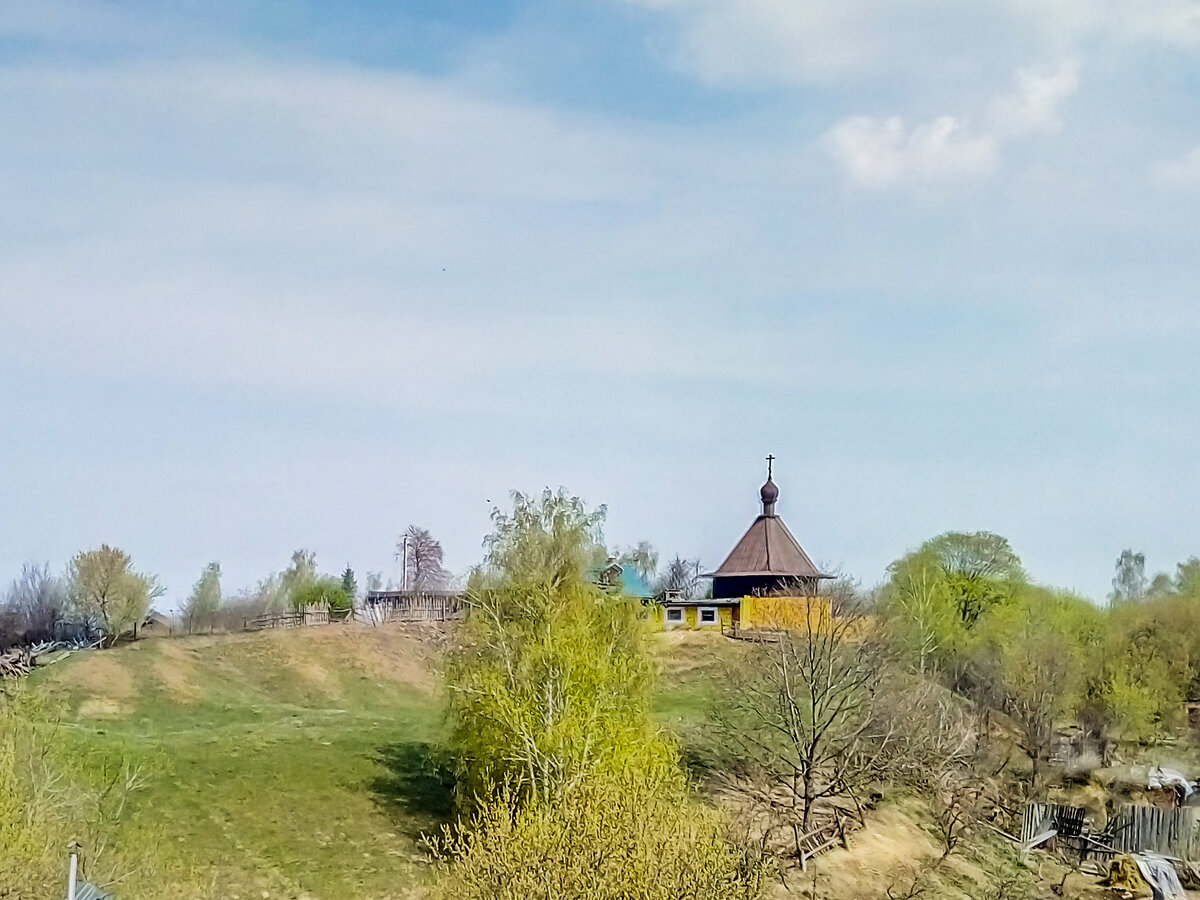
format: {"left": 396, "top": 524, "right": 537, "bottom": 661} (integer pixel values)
{"left": 698, "top": 607, "right": 718, "bottom": 625}
{"left": 665, "top": 607, "right": 684, "bottom": 624}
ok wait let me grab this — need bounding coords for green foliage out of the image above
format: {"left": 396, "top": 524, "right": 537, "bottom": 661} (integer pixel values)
{"left": 281, "top": 549, "right": 318, "bottom": 607}
{"left": 445, "top": 489, "right": 759, "bottom": 898}
{"left": 67, "top": 545, "right": 162, "bottom": 644}
{"left": 969, "top": 587, "right": 1102, "bottom": 768}
{"left": 449, "top": 574, "right": 667, "bottom": 806}
{"left": 432, "top": 774, "right": 765, "bottom": 900}
{"left": 1109, "top": 549, "right": 1148, "bottom": 605}
{"left": 181, "top": 561, "right": 222, "bottom": 633}
{"left": 341, "top": 566, "right": 358, "bottom": 602}
{"left": 292, "top": 577, "right": 351, "bottom": 611}
{"left": 880, "top": 549, "right": 960, "bottom": 674}
{"left": 1175, "top": 557, "right": 1200, "bottom": 597}
{"left": 480, "top": 488, "right": 606, "bottom": 588}
{"left": 921, "top": 531, "right": 1025, "bottom": 627}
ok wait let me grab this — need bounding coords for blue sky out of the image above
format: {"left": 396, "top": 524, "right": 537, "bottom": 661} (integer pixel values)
{"left": 2, "top": 0, "right": 1199, "bottom": 606}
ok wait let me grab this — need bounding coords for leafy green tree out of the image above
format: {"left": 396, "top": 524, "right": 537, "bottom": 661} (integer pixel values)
{"left": 292, "top": 578, "right": 350, "bottom": 612}
{"left": 921, "top": 531, "right": 1025, "bottom": 627}
{"left": 340, "top": 566, "right": 357, "bottom": 603}
{"left": 970, "top": 587, "right": 1101, "bottom": 781}
{"left": 881, "top": 549, "right": 960, "bottom": 675}
{"left": 1175, "top": 557, "right": 1200, "bottom": 597}
{"left": 66, "top": 545, "right": 162, "bottom": 646}
{"left": 181, "top": 561, "right": 221, "bottom": 633}
{"left": 442, "top": 489, "right": 762, "bottom": 898}
{"left": 281, "top": 549, "right": 317, "bottom": 608}
{"left": 480, "top": 488, "right": 606, "bottom": 589}
{"left": 1109, "top": 549, "right": 1147, "bottom": 605}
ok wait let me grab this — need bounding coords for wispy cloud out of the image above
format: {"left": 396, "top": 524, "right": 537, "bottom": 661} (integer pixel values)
{"left": 823, "top": 60, "right": 1080, "bottom": 188}
{"left": 1153, "top": 145, "right": 1200, "bottom": 187}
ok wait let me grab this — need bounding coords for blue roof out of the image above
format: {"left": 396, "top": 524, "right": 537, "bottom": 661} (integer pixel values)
{"left": 587, "top": 562, "right": 655, "bottom": 599}
{"left": 616, "top": 567, "right": 654, "bottom": 599}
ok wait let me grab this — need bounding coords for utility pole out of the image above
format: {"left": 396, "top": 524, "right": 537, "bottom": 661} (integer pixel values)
{"left": 399, "top": 535, "right": 409, "bottom": 592}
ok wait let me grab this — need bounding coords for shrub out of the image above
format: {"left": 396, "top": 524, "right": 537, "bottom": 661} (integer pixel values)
{"left": 432, "top": 773, "right": 765, "bottom": 900}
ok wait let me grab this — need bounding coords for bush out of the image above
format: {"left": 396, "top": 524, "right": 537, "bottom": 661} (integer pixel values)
{"left": 291, "top": 578, "right": 350, "bottom": 612}
{"left": 432, "top": 773, "right": 765, "bottom": 900}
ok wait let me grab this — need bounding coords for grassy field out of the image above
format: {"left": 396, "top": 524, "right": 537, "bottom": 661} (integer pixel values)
{"left": 21, "top": 623, "right": 733, "bottom": 900}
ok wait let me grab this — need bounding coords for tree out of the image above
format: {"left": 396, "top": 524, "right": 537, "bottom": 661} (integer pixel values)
{"left": 1175, "top": 557, "right": 1200, "bottom": 597}
{"left": 3, "top": 563, "right": 65, "bottom": 642}
{"left": 281, "top": 549, "right": 317, "bottom": 607}
{"left": 400, "top": 525, "right": 450, "bottom": 591}
{"left": 921, "top": 532, "right": 1025, "bottom": 627}
{"left": 1109, "top": 549, "right": 1147, "bottom": 605}
{"left": 292, "top": 578, "right": 350, "bottom": 612}
{"left": 340, "top": 566, "right": 357, "bottom": 603}
{"left": 480, "top": 489, "right": 606, "bottom": 589}
{"left": 654, "top": 555, "right": 703, "bottom": 600}
{"left": 443, "top": 489, "right": 763, "bottom": 899}
{"left": 365, "top": 571, "right": 383, "bottom": 593}
{"left": 714, "top": 608, "right": 890, "bottom": 844}
{"left": 881, "top": 550, "right": 959, "bottom": 675}
{"left": 969, "top": 589, "right": 1100, "bottom": 783}
{"left": 66, "top": 546, "right": 161, "bottom": 646}
{"left": 181, "top": 561, "right": 221, "bottom": 633}
{"left": 617, "top": 541, "right": 658, "bottom": 584}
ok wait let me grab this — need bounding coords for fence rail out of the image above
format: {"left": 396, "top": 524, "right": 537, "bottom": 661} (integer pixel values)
{"left": 1022, "top": 801, "right": 1200, "bottom": 861}
{"left": 364, "top": 591, "right": 464, "bottom": 623}
{"left": 244, "top": 604, "right": 335, "bottom": 631}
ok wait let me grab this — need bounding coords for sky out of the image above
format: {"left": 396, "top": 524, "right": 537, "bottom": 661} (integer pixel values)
{"left": 2, "top": 0, "right": 1199, "bottom": 607}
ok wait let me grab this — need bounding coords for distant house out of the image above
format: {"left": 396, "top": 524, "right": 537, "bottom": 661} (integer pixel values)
{"left": 138, "top": 609, "right": 174, "bottom": 637}
{"left": 591, "top": 558, "right": 655, "bottom": 600}
{"left": 657, "top": 459, "right": 833, "bottom": 631}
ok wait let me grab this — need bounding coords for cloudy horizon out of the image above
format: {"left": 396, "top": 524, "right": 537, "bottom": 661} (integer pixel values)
{"left": 2, "top": 0, "right": 1198, "bottom": 606}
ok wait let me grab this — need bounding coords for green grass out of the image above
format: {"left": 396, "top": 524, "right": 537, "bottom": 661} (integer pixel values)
{"left": 27, "top": 625, "right": 450, "bottom": 899}
{"left": 18, "top": 626, "right": 737, "bottom": 900}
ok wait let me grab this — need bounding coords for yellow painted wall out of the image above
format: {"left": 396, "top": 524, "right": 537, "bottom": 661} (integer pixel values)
{"left": 739, "top": 595, "right": 832, "bottom": 632}
{"left": 655, "top": 605, "right": 734, "bottom": 630}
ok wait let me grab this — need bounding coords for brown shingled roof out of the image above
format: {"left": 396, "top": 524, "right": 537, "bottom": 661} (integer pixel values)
{"left": 707, "top": 514, "right": 830, "bottom": 579}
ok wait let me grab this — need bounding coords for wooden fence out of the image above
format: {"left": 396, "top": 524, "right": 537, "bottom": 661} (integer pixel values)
{"left": 244, "top": 604, "right": 335, "bottom": 631}
{"left": 364, "top": 591, "right": 464, "bottom": 623}
{"left": 1022, "top": 802, "right": 1200, "bottom": 860}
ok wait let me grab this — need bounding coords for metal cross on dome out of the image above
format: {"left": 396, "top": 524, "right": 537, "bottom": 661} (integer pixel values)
{"left": 766, "top": 454, "right": 775, "bottom": 479}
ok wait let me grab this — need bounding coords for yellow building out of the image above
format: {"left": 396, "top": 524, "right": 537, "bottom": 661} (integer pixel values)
{"left": 656, "top": 458, "right": 832, "bottom": 631}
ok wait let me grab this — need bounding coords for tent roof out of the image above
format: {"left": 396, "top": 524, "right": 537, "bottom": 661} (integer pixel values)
{"left": 706, "top": 514, "right": 831, "bottom": 580}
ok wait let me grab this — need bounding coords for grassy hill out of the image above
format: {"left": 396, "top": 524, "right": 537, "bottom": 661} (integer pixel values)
{"left": 27, "top": 623, "right": 455, "bottom": 899}
{"left": 22, "top": 623, "right": 728, "bottom": 900}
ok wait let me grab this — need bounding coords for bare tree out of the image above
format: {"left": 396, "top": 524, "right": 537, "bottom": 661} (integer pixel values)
{"left": 714, "top": 605, "right": 886, "bottom": 855}
{"left": 3, "top": 562, "right": 65, "bottom": 643}
{"left": 653, "top": 555, "right": 703, "bottom": 600}
{"left": 714, "top": 598, "right": 977, "bottom": 864}
{"left": 400, "top": 525, "right": 450, "bottom": 591}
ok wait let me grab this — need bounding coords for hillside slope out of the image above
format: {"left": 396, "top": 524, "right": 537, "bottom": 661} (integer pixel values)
{"left": 29, "top": 622, "right": 450, "bottom": 900}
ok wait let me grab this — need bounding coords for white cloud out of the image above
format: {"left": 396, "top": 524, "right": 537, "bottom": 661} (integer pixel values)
{"left": 989, "top": 58, "right": 1081, "bottom": 137}
{"left": 621, "top": 0, "right": 1200, "bottom": 87}
{"left": 823, "top": 115, "right": 998, "bottom": 188}
{"left": 1153, "top": 145, "right": 1200, "bottom": 187}
{"left": 824, "top": 60, "right": 1079, "bottom": 188}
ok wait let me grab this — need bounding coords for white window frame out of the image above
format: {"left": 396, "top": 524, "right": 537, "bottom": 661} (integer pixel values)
{"left": 664, "top": 606, "right": 685, "bottom": 625}
{"left": 697, "top": 606, "right": 718, "bottom": 625}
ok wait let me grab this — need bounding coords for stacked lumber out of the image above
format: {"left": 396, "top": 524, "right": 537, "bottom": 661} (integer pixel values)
{"left": 0, "top": 637, "right": 100, "bottom": 680}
